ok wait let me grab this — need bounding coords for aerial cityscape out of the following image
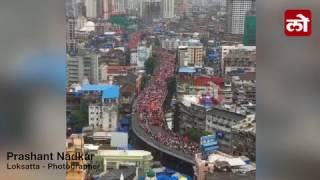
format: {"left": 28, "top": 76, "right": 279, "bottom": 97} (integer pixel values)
{"left": 65, "top": 0, "right": 256, "bottom": 179}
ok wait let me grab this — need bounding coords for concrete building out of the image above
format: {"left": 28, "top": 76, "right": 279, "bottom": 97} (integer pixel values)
{"left": 97, "top": 150, "right": 153, "bottom": 175}
{"left": 112, "top": 0, "right": 126, "bottom": 14}
{"left": 205, "top": 107, "right": 245, "bottom": 150}
{"left": 178, "top": 46, "right": 192, "bottom": 67}
{"left": 178, "top": 101, "right": 208, "bottom": 132}
{"left": 162, "top": 0, "right": 175, "bottom": 19}
{"left": 226, "top": 0, "right": 255, "bottom": 34}
{"left": 231, "top": 72, "right": 256, "bottom": 105}
{"left": 174, "top": 0, "right": 186, "bottom": 16}
{"left": 67, "top": 51, "right": 99, "bottom": 86}
{"left": 139, "top": 0, "right": 162, "bottom": 23}
{"left": 231, "top": 114, "right": 256, "bottom": 161}
{"left": 66, "top": 134, "right": 86, "bottom": 180}
{"left": 161, "top": 38, "right": 190, "bottom": 50}
{"left": 77, "top": 84, "right": 119, "bottom": 131}
{"left": 223, "top": 47, "right": 256, "bottom": 76}
{"left": 88, "top": 104, "right": 118, "bottom": 131}
{"left": 85, "top": 0, "right": 97, "bottom": 18}
{"left": 103, "top": 0, "right": 113, "bottom": 19}
{"left": 220, "top": 44, "right": 255, "bottom": 75}
{"left": 66, "top": 17, "right": 77, "bottom": 54}
{"left": 178, "top": 43, "right": 204, "bottom": 67}
{"left": 194, "top": 151, "right": 255, "bottom": 180}
{"left": 222, "top": 80, "right": 233, "bottom": 104}
{"left": 130, "top": 42, "right": 152, "bottom": 69}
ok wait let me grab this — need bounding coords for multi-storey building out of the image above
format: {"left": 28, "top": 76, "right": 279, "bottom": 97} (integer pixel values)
{"left": 205, "top": 107, "right": 245, "bottom": 151}
{"left": 243, "top": 9, "right": 256, "bottom": 46}
{"left": 67, "top": 50, "right": 99, "bottom": 86}
{"left": 226, "top": 0, "right": 255, "bottom": 34}
{"left": 112, "top": 0, "right": 126, "bottom": 14}
{"left": 194, "top": 151, "right": 256, "bottom": 180}
{"left": 85, "top": 0, "right": 97, "bottom": 18}
{"left": 178, "top": 42, "right": 204, "bottom": 67}
{"left": 162, "top": 0, "right": 175, "bottom": 19}
{"left": 66, "top": 134, "right": 86, "bottom": 180}
{"left": 231, "top": 114, "right": 256, "bottom": 161}
{"left": 220, "top": 44, "right": 256, "bottom": 75}
{"left": 178, "top": 102, "right": 208, "bottom": 132}
{"left": 80, "top": 84, "right": 120, "bottom": 131}
{"left": 232, "top": 72, "right": 256, "bottom": 105}
{"left": 103, "top": 0, "right": 113, "bottom": 19}
{"left": 66, "top": 17, "right": 77, "bottom": 54}
{"left": 88, "top": 103, "right": 118, "bottom": 131}
{"left": 222, "top": 80, "right": 233, "bottom": 104}
{"left": 161, "top": 38, "right": 190, "bottom": 51}
{"left": 178, "top": 46, "right": 192, "bottom": 67}
{"left": 139, "top": 0, "right": 162, "bottom": 23}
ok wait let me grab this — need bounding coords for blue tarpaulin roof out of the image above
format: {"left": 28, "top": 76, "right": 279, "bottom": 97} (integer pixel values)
{"left": 178, "top": 67, "right": 196, "bottom": 73}
{"left": 80, "top": 84, "right": 120, "bottom": 99}
{"left": 157, "top": 174, "right": 170, "bottom": 180}
{"left": 102, "top": 86, "right": 120, "bottom": 99}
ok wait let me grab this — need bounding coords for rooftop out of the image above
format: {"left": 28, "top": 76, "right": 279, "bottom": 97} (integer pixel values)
{"left": 80, "top": 84, "right": 120, "bottom": 99}
{"left": 178, "top": 67, "right": 196, "bottom": 73}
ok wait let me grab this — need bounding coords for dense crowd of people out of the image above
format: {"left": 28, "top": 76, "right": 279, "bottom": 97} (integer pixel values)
{"left": 134, "top": 49, "right": 200, "bottom": 156}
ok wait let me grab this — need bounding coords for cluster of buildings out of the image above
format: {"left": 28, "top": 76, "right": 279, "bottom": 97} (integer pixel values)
{"left": 66, "top": 0, "right": 176, "bottom": 21}
{"left": 64, "top": 0, "right": 257, "bottom": 179}
{"left": 65, "top": 133, "right": 154, "bottom": 180}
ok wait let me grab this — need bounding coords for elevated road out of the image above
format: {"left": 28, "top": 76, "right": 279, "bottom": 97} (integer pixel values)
{"left": 131, "top": 112, "right": 195, "bottom": 164}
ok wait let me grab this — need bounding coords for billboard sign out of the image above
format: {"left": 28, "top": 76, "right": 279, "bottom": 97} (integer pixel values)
{"left": 200, "top": 134, "right": 219, "bottom": 154}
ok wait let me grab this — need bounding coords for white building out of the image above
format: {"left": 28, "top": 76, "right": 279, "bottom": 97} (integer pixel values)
{"left": 88, "top": 104, "right": 118, "bottom": 131}
{"left": 161, "top": 38, "right": 190, "bottom": 50}
{"left": 226, "top": 0, "right": 255, "bottom": 34}
{"left": 66, "top": 18, "right": 77, "bottom": 53}
{"left": 162, "top": 0, "right": 175, "bottom": 19}
{"left": 113, "top": 0, "right": 126, "bottom": 14}
{"left": 131, "top": 42, "right": 152, "bottom": 69}
{"left": 80, "top": 21, "right": 96, "bottom": 32}
{"left": 85, "top": 0, "right": 97, "bottom": 18}
{"left": 130, "top": 51, "right": 139, "bottom": 65}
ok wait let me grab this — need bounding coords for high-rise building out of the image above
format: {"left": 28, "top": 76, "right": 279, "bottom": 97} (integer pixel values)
{"left": 226, "top": 0, "right": 255, "bottom": 34}
{"left": 66, "top": 17, "right": 77, "bottom": 54}
{"left": 174, "top": 0, "right": 186, "bottom": 16}
{"left": 243, "top": 9, "right": 256, "bottom": 46}
{"left": 103, "top": 0, "right": 113, "bottom": 19}
{"left": 67, "top": 51, "right": 99, "bottom": 86}
{"left": 112, "top": 0, "right": 126, "bottom": 14}
{"left": 139, "top": 0, "right": 162, "bottom": 24}
{"left": 96, "top": 0, "right": 104, "bottom": 18}
{"left": 162, "top": 0, "right": 175, "bottom": 19}
{"left": 85, "top": 0, "right": 97, "bottom": 18}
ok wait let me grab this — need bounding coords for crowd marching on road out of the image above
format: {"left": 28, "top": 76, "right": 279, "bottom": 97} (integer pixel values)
{"left": 134, "top": 48, "right": 200, "bottom": 156}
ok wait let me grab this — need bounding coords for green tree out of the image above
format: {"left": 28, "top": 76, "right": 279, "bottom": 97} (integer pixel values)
{"left": 87, "top": 155, "right": 104, "bottom": 176}
{"left": 70, "top": 101, "right": 88, "bottom": 129}
{"left": 184, "top": 128, "right": 212, "bottom": 142}
{"left": 144, "top": 56, "right": 159, "bottom": 75}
